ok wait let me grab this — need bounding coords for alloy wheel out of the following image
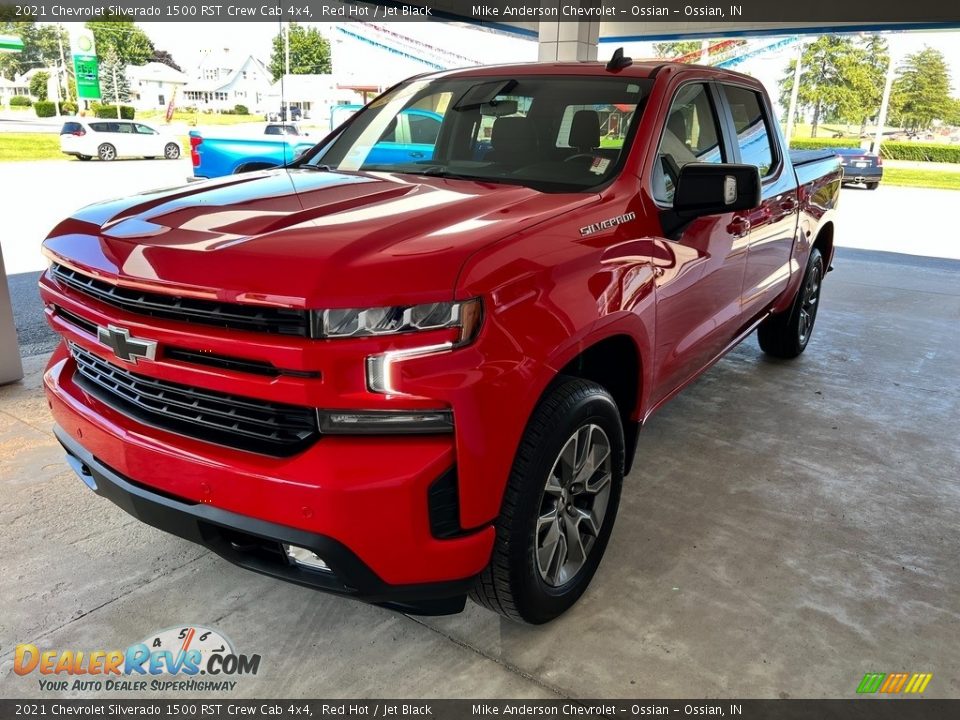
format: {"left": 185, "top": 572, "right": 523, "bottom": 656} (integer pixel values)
{"left": 535, "top": 424, "right": 613, "bottom": 587}
{"left": 798, "top": 261, "right": 822, "bottom": 345}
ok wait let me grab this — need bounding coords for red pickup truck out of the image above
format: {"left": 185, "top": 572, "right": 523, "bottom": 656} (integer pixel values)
{"left": 40, "top": 57, "right": 840, "bottom": 624}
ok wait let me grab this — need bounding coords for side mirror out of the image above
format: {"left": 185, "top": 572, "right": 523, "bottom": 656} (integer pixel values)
{"left": 673, "top": 163, "right": 761, "bottom": 217}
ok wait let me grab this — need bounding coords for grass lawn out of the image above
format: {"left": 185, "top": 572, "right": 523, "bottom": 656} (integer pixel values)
{"left": 882, "top": 168, "right": 960, "bottom": 190}
{"left": 0, "top": 133, "right": 63, "bottom": 161}
{"left": 138, "top": 109, "right": 263, "bottom": 126}
{"left": 0, "top": 133, "right": 190, "bottom": 162}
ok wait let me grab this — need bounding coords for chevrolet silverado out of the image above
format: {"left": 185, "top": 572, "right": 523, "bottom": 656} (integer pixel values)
{"left": 40, "top": 55, "right": 840, "bottom": 623}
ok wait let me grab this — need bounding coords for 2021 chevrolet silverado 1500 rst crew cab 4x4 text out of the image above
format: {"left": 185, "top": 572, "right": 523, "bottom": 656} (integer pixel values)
{"left": 40, "top": 57, "right": 840, "bottom": 624}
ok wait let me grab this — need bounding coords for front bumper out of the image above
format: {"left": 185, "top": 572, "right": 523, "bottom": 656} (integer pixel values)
{"left": 54, "top": 426, "right": 473, "bottom": 614}
{"left": 44, "top": 347, "right": 495, "bottom": 610}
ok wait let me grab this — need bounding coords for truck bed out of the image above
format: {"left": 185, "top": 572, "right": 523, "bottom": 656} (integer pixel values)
{"left": 790, "top": 149, "right": 841, "bottom": 189}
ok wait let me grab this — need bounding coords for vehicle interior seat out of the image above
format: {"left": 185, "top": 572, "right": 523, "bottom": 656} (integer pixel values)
{"left": 484, "top": 116, "right": 539, "bottom": 165}
{"left": 569, "top": 109, "right": 601, "bottom": 154}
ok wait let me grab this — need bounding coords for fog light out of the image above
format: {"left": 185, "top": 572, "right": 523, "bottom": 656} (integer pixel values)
{"left": 283, "top": 544, "right": 331, "bottom": 572}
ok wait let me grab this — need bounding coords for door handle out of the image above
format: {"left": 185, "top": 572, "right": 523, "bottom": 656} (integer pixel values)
{"left": 409, "top": 151, "right": 425, "bottom": 159}
{"left": 726, "top": 216, "right": 751, "bottom": 238}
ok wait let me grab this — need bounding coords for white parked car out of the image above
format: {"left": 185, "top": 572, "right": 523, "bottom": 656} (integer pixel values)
{"left": 60, "top": 119, "right": 182, "bottom": 161}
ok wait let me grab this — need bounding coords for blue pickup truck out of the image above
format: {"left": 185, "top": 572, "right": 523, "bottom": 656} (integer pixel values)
{"left": 189, "top": 108, "right": 444, "bottom": 180}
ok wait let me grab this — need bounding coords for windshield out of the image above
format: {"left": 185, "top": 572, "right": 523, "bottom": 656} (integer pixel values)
{"left": 300, "top": 75, "right": 653, "bottom": 192}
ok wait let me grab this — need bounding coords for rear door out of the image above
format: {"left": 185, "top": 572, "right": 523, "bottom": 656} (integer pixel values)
{"left": 717, "top": 84, "right": 798, "bottom": 316}
{"left": 111, "top": 121, "right": 139, "bottom": 156}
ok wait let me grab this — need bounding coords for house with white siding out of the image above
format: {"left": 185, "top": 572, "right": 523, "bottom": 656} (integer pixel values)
{"left": 182, "top": 49, "right": 272, "bottom": 113}
{"left": 126, "top": 62, "right": 189, "bottom": 111}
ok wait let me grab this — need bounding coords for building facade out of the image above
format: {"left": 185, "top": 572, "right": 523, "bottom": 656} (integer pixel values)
{"left": 182, "top": 50, "right": 272, "bottom": 112}
{"left": 126, "top": 62, "right": 189, "bottom": 111}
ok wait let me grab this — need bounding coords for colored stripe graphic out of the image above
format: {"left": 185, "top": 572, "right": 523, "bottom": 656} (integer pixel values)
{"left": 857, "top": 673, "right": 886, "bottom": 693}
{"left": 858, "top": 672, "right": 932, "bottom": 694}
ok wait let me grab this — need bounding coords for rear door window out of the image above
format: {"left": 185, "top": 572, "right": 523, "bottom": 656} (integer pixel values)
{"left": 721, "top": 85, "right": 775, "bottom": 177}
{"left": 89, "top": 122, "right": 112, "bottom": 132}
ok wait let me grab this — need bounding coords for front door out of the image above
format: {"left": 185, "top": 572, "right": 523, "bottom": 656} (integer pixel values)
{"left": 648, "top": 82, "right": 749, "bottom": 407}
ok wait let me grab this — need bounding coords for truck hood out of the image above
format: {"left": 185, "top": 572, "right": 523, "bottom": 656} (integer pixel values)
{"left": 43, "top": 169, "right": 596, "bottom": 308}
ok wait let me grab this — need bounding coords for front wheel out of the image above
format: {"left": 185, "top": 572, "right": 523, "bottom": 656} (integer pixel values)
{"left": 470, "top": 378, "right": 624, "bottom": 624}
{"left": 164, "top": 143, "right": 180, "bottom": 160}
{"left": 757, "top": 247, "right": 824, "bottom": 358}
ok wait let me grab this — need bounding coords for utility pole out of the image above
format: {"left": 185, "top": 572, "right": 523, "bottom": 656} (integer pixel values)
{"left": 284, "top": 21, "right": 291, "bottom": 79}
{"left": 113, "top": 64, "right": 121, "bottom": 119}
{"left": 873, "top": 56, "right": 896, "bottom": 154}
{"left": 784, "top": 40, "right": 804, "bottom": 145}
{"left": 56, "top": 25, "right": 66, "bottom": 116}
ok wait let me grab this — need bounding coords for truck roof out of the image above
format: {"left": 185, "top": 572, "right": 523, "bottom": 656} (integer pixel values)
{"left": 422, "top": 60, "right": 759, "bottom": 85}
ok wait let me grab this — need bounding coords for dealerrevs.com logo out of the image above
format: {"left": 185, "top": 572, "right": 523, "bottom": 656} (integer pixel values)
{"left": 14, "top": 626, "right": 261, "bottom": 693}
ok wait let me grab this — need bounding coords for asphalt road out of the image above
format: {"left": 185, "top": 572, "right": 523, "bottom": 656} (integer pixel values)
{"left": 4, "top": 157, "right": 959, "bottom": 359}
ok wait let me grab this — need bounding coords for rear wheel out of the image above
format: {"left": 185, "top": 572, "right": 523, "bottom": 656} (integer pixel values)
{"left": 470, "top": 378, "right": 624, "bottom": 624}
{"left": 757, "top": 247, "right": 824, "bottom": 359}
{"left": 867, "top": 182, "right": 879, "bottom": 190}
{"left": 164, "top": 143, "right": 180, "bottom": 160}
{"left": 97, "top": 143, "right": 116, "bottom": 161}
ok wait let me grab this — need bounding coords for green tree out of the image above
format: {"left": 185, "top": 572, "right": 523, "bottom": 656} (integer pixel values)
{"left": 86, "top": 21, "right": 154, "bottom": 67}
{"left": 652, "top": 41, "right": 703, "bottom": 59}
{"left": 98, "top": 48, "right": 131, "bottom": 104}
{"left": 269, "top": 23, "right": 331, "bottom": 81}
{"left": 891, "top": 47, "right": 954, "bottom": 131}
{"left": 150, "top": 49, "right": 182, "bottom": 73}
{"left": 778, "top": 36, "right": 874, "bottom": 137}
{"left": 852, "top": 35, "right": 890, "bottom": 135}
{"left": 29, "top": 70, "right": 49, "bottom": 100}
{"left": 0, "top": 21, "right": 66, "bottom": 79}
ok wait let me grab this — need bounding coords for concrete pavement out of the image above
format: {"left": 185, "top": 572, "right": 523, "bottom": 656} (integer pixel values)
{"left": 1, "top": 248, "right": 958, "bottom": 699}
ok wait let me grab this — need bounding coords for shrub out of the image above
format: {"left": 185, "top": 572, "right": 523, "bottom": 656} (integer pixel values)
{"left": 233, "top": 103, "right": 249, "bottom": 115}
{"left": 94, "top": 104, "right": 136, "bottom": 120}
{"left": 9, "top": 95, "right": 32, "bottom": 107}
{"left": 61, "top": 101, "right": 78, "bottom": 115}
{"left": 879, "top": 142, "right": 960, "bottom": 164}
{"left": 34, "top": 100, "right": 57, "bottom": 117}
{"left": 788, "top": 137, "right": 860, "bottom": 150}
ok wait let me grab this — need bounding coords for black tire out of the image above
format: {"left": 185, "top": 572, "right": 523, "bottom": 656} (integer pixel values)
{"left": 164, "top": 143, "right": 180, "bottom": 160}
{"left": 97, "top": 143, "right": 116, "bottom": 161}
{"left": 77, "top": 154, "right": 92, "bottom": 161}
{"left": 145, "top": 156, "right": 156, "bottom": 160}
{"left": 470, "top": 377, "right": 624, "bottom": 624}
{"left": 757, "top": 247, "right": 824, "bottom": 359}
{"left": 867, "top": 182, "right": 879, "bottom": 190}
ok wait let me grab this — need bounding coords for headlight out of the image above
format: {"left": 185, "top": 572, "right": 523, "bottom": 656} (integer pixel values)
{"left": 312, "top": 298, "right": 482, "bottom": 341}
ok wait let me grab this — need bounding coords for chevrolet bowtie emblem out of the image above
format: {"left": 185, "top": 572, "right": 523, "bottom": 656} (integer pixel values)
{"left": 97, "top": 325, "right": 157, "bottom": 364}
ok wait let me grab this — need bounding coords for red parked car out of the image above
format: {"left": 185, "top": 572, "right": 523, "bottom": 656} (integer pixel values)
{"left": 40, "top": 55, "right": 840, "bottom": 623}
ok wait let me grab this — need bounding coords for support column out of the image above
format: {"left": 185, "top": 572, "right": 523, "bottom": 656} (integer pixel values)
{"left": 538, "top": 1, "right": 600, "bottom": 62}
{"left": 0, "top": 244, "right": 24, "bottom": 385}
